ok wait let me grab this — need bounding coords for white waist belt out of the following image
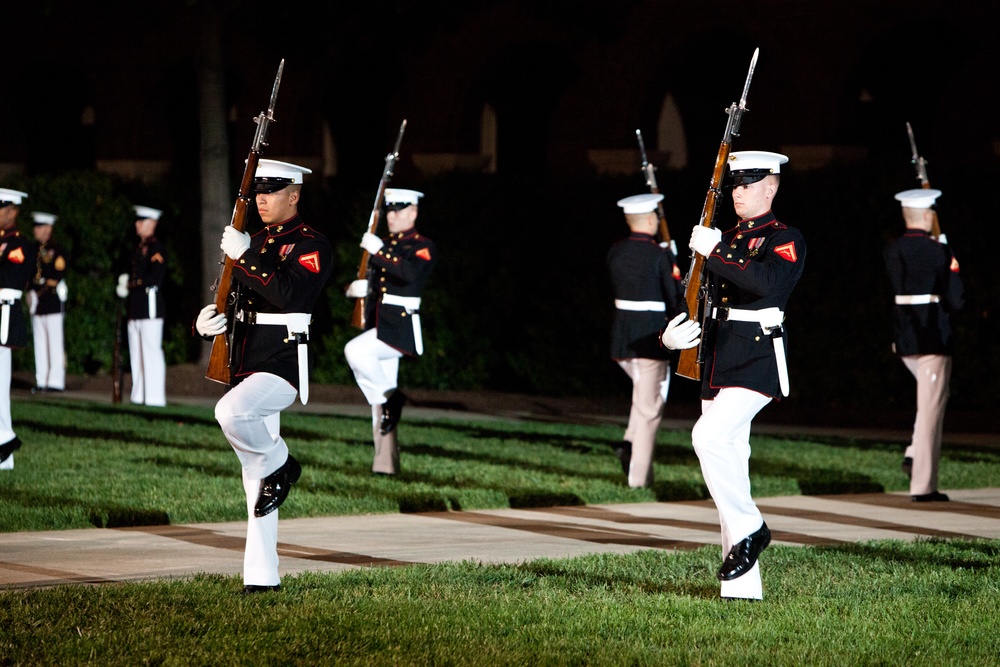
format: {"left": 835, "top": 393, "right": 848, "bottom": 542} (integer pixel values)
{"left": 712, "top": 306, "right": 785, "bottom": 329}
{"left": 382, "top": 294, "right": 421, "bottom": 309}
{"left": 0, "top": 289, "right": 22, "bottom": 346}
{"left": 382, "top": 294, "right": 424, "bottom": 355}
{"left": 895, "top": 294, "right": 940, "bottom": 305}
{"left": 713, "top": 306, "right": 789, "bottom": 397}
{"left": 615, "top": 299, "right": 666, "bottom": 312}
{"left": 248, "top": 311, "right": 313, "bottom": 406}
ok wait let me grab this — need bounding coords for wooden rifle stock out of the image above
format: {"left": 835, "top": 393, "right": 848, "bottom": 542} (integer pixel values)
{"left": 205, "top": 59, "right": 284, "bottom": 384}
{"left": 676, "top": 148, "right": 729, "bottom": 381}
{"left": 675, "top": 47, "right": 759, "bottom": 382}
{"left": 351, "top": 119, "right": 407, "bottom": 330}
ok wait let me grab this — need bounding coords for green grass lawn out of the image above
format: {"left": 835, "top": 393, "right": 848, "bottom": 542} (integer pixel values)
{"left": 2, "top": 397, "right": 999, "bottom": 665}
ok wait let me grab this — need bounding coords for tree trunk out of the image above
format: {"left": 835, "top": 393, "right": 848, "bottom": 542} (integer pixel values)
{"left": 197, "top": 1, "right": 230, "bottom": 365}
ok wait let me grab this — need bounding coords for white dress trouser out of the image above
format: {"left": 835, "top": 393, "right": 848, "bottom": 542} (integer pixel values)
{"left": 902, "top": 355, "right": 951, "bottom": 496}
{"left": 617, "top": 358, "right": 670, "bottom": 488}
{"left": 0, "top": 348, "right": 14, "bottom": 469}
{"left": 127, "top": 318, "right": 166, "bottom": 406}
{"left": 344, "top": 328, "right": 402, "bottom": 405}
{"left": 32, "top": 312, "right": 65, "bottom": 390}
{"left": 692, "top": 387, "right": 772, "bottom": 599}
{"left": 216, "top": 372, "right": 297, "bottom": 586}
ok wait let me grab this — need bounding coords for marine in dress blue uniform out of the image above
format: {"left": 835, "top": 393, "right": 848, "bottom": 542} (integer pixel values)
{"left": 607, "top": 193, "right": 684, "bottom": 487}
{"left": 884, "top": 188, "right": 964, "bottom": 502}
{"left": 344, "top": 188, "right": 437, "bottom": 475}
{"left": 117, "top": 205, "right": 167, "bottom": 406}
{"left": 0, "top": 189, "right": 37, "bottom": 470}
{"left": 195, "top": 159, "right": 333, "bottom": 593}
{"left": 29, "top": 212, "right": 68, "bottom": 392}
{"left": 661, "top": 151, "right": 805, "bottom": 599}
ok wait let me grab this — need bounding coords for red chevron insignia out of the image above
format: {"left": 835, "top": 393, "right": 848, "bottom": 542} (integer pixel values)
{"left": 416, "top": 247, "right": 432, "bottom": 261}
{"left": 774, "top": 242, "right": 797, "bottom": 263}
{"left": 298, "top": 251, "right": 321, "bottom": 273}
{"left": 8, "top": 247, "right": 24, "bottom": 264}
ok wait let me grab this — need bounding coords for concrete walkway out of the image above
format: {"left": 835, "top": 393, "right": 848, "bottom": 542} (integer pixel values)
{"left": 3, "top": 488, "right": 1000, "bottom": 590}
{"left": 3, "top": 375, "right": 999, "bottom": 590}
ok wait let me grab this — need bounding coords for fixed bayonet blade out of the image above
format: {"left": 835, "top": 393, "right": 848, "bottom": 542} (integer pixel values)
{"left": 267, "top": 59, "right": 284, "bottom": 120}
{"left": 906, "top": 121, "right": 920, "bottom": 160}
{"left": 739, "top": 48, "right": 759, "bottom": 110}
{"left": 391, "top": 119, "right": 407, "bottom": 159}
{"left": 636, "top": 129, "right": 649, "bottom": 166}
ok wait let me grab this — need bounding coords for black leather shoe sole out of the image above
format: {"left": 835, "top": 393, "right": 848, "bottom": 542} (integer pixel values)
{"left": 379, "top": 390, "right": 407, "bottom": 435}
{"left": 613, "top": 441, "right": 631, "bottom": 476}
{"left": 718, "top": 522, "right": 771, "bottom": 581}
{"left": 911, "top": 491, "right": 949, "bottom": 502}
{"left": 241, "top": 584, "right": 281, "bottom": 595}
{"left": 0, "top": 436, "right": 22, "bottom": 463}
{"left": 253, "top": 455, "right": 302, "bottom": 518}
{"left": 901, "top": 457, "right": 913, "bottom": 478}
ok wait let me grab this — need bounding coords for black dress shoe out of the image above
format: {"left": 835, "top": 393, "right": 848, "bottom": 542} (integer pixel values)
{"left": 241, "top": 584, "right": 281, "bottom": 595}
{"left": 613, "top": 441, "right": 632, "bottom": 476}
{"left": 911, "top": 491, "right": 949, "bottom": 502}
{"left": 0, "top": 436, "right": 22, "bottom": 463}
{"left": 718, "top": 522, "right": 771, "bottom": 581}
{"left": 379, "top": 390, "right": 407, "bottom": 435}
{"left": 253, "top": 455, "right": 302, "bottom": 518}
{"left": 901, "top": 457, "right": 913, "bottom": 478}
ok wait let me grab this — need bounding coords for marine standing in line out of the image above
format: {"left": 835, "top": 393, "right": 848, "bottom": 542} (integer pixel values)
{"left": 194, "top": 159, "right": 332, "bottom": 593}
{"left": 344, "top": 188, "right": 437, "bottom": 476}
{"left": 28, "top": 212, "right": 69, "bottom": 393}
{"left": 0, "top": 189, "right": 37, "bottom": 470}
{"left": 884, "top": 188, "right": 964, "bottom": 502}
{"left": 661, "top": 151, "right": 805, "bottom": 600}
{"left": 607, "top": 192, "right": 684, "bottom": 487}
{"left": 117, "top": 205, "right": 167, "bottom": 407}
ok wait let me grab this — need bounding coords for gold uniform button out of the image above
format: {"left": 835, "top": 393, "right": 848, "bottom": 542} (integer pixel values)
{"left": 726, "top": 254, "right": 733, "bottom": 259}
{"left": 262, "top": 273, "right": 268, "bottom": 277}
{"left": 268, "top": 238, "right": 274, "bottom": 244}
{"left": 721, "top": 297, "right": 729, "bottom": 303}
{"left": 748, "top": 222, "right": 755, "bottom": 228}
{"left": 755, "top": 336, "right": 760, "bottom": 341}
{"left": 736, "top": 234, "right": 743, "bottom": 240}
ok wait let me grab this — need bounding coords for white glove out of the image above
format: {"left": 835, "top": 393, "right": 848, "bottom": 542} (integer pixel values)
{"left": 56, "top": 280, "right": 68, "bottom": 303}
{"left": 195, "top": 304, "right": 227, "bottom": 337}
{"left": 345, "top": 279, "right": 369, "bottom": 298}
{"left": 221, "top": 225, "right": 251, "bottom": 260}
{"left": 115, "top": 273, "right": 129, "bottom": 299}
{"left": 936, "top": 233, "right": 948, "bottom": 245}
{"left": 360, "top": 232, "right": 384, "bottom": 254}
{"left": 690, "top": 225, "right": 722, "bottom": 257}
{"left": 661, "top": 312, "right": 701, "bottom": 350}
{"left": 26, "top": 291, "right": 37, "bottom": 315}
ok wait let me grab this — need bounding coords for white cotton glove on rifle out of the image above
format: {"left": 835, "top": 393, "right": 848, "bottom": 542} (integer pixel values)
{"left": 115, "top": 273, "right": 129, "bottom": 299}
{"left": 360, "top": 232, "right": 384, "bottom": 254}
{"left": 345, "top": 279, "right": 369, "bottom": 299}
{"left": 195, "top": 304, "right": 227, "bottom": 337}
{"left": 661, "top": 312, "right": 701, "bottom": 350}
{"left": 690, "top": 225, "right": 722, "bottom": 257}
{"left": 221, "top": 225, "right": 251, "bottom": 260}
{"left": 56, "top": 280, "right": 68, "bottom": 303}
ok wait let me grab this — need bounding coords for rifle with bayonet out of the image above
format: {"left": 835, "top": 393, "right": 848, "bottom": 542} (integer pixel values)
{"left": 905, "top": 121, "right": 942, "bottom": 239}
{"left": 636, "top": 129, "right": 671, "bottom": 245}
{"left": 676, "top": 48, "right": 759, "bottom": 382}
{"left": 350, "top": 119, "right": 407, "bottom": 330}
{"left": 205, "top": 59, "right": 284, "bottom": 385}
